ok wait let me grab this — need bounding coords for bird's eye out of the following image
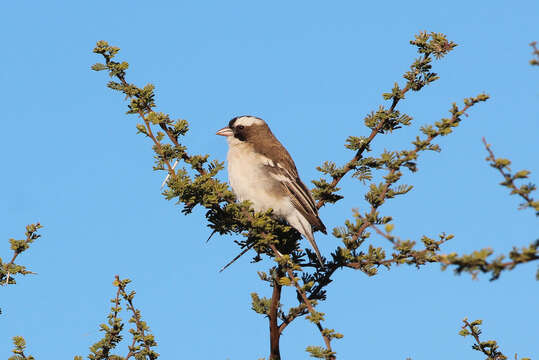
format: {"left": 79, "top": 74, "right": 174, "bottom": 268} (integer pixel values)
{"left": 237, "top": 125, "right": 245, "bottom": 130}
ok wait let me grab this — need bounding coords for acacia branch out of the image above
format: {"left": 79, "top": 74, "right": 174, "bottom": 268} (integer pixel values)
{"left": 315, "top": 35, "right": 459, "bottom": 209}
{"left": 100, "top": 52, "right": 205, "bottom": 187}
{"left": 315, "top": 86, "right": 410, "bottom": 210}
{"left": 100, "top": 283, "right": 123, "bottom": 359}
{"left": 115, "top": 275, "right": 158, "bottom": 360}
{"left": 354, "top": 98, "right": 486, "bottom": 245}
{"left": 2, "top": 223, "right": 42, "bottom": 286}
{"left": 482, "top": 137, "right": 537, "bottom": 215}
{"left": 457, "top": 319, "right": 528, "bottom": 360}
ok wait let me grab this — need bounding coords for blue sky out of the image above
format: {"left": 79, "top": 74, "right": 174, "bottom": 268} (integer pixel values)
{"left": 1, "top": 1, "right": 537, "bottom": 359}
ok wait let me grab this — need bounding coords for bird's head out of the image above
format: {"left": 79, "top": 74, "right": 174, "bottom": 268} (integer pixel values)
{"left": 216, "top": 115, "right": 268, "bottom": 143}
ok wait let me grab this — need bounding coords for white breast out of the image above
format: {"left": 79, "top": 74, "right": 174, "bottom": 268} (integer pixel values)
{"left": 226, "top": 140, "right": 293, "bottom": 218}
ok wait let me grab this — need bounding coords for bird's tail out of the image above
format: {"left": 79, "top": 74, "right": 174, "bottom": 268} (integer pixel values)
{"left": 288, "top": 212, "right": 325, "bottom": 267}
{"left": 305, "top": 231, "right": 325, "bottom": 268}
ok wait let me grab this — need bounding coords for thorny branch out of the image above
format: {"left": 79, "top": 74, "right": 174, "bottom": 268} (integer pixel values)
{"left": 314, "top": 32, "right": 459, "bottom": 209}
{"left": 115, "top": 275, "right": 158, "bottom": 360}
{"left": 366, "top": 224, "right": 538, "bottom": 281}
{"left": 78, "top": 276, "right": 158, "bottom": 360}
{"left": 315, "top": 85, "right": 409, "bottom": 210}
{"left": 482, "top": 137, "right": 538, "bottom": 215}
{"left": 355, "top": 99, "right": 487, "bottom": 241}
{"left": 459, "top": 318, "right": 530, "bottom": 360}
{"left": 98, "top": 48, "right": 206, "bottom": 187}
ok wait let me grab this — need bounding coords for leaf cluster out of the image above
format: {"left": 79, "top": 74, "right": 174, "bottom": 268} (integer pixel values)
{"left": 530, "top": 41, "right": 539, "bottom": 66}
{"left": 1, "top": 223, "right": 43, "bottom": 287}
{"left": 459, "top": 318, "right": 530, "bottom": 360}
{"left": 9, "top": 336, "right": 35, "bottom": 360}
{"left": 441, "top": 240, "right": 539, "bottom": 281}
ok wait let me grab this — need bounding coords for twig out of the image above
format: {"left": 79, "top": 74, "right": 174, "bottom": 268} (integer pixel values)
{"left": 461, "top": 319, "right": 509, "bottom": 360}
{"left": 278, "top": 307, "right": 309, "bottom": 334}
{"left": 4, "top": 247, "right": 22, "bottom": 286}
{"left": 482, "top": 137, "right": 536, "bottom": 213}
{"left": 101, "top": 55, "right": 205, "bottom": 192}
{"left": 2, "top": 223, "right": 41, "bottom": 286}
{"left": 370, "top": 224, "right": 395, "bottom": 244}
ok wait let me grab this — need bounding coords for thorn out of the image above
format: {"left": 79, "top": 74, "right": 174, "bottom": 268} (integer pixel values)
{"left": 3, "top": 271, "right": 11, "bottom": 286}
{"left": 219, "top": 243, "right": 255, "bottom": 273}
{"left": 160, "top": 160, "right": 179, "bottom": 189}
{"left": 206, "top": 230, "right": 218, "bottom": 243}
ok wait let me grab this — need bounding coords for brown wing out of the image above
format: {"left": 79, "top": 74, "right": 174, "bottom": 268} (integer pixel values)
{"left": 251, "top": 125, "right": 326, "bottom": 233}
{"left": 282, "top": 175, "right": 327, "bottom": 234}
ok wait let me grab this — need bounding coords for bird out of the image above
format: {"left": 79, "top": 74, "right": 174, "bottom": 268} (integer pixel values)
{"left": 216, "top": 115, "right": 327, "bottom": 266}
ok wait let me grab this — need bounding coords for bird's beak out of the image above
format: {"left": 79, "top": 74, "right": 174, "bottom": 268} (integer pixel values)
{"left": 216, "top": 127, "right": 234, "bottom": 137}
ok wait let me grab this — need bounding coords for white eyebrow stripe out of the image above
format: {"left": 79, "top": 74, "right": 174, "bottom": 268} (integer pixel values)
{"left": 234, "top": 116, "right": 264, "bottom": 126}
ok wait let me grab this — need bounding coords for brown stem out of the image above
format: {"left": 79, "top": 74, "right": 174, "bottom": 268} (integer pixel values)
{"left": 269, "top": 276, "right": 282, "bottom": 360}
{"left": 141, "top": 115, "right": 174, "bottom": 172}
{"left": 269, "top": 244, "right": 335, "bottom": 359}
{"left": 278, "top": 308, "right": 308, "bottom": 334}
{"left": 464, "top": 320, "right": 488, "bottom": 353}
{"left": 277, "top": 264, "right": 339, "bottom": 333}
{"left": 370, "top": 224, "right": 395, "bottom": 244}
{"left": 158, "top": 122, "right": 206, "bottom": 175}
